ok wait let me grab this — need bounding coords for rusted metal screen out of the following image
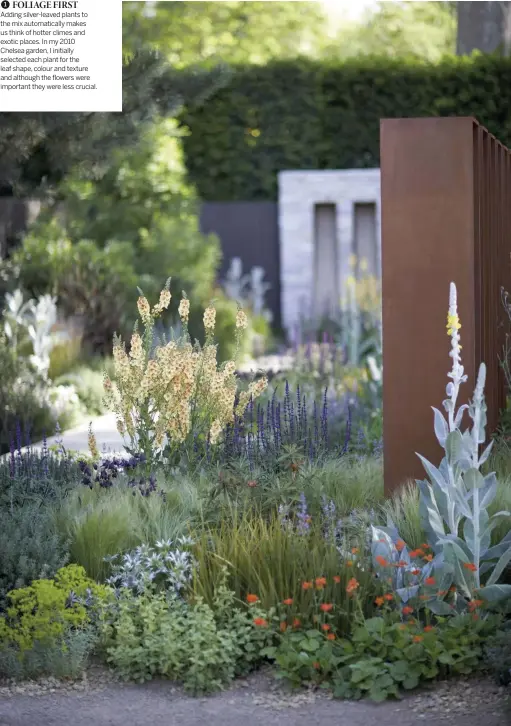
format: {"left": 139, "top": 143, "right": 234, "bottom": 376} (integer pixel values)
{"left": 380, "top": 117, "right": 511, "bottom": 495}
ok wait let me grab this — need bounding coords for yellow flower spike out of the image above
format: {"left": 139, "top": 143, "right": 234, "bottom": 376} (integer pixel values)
{"left": 235, "top": 309, "right": 248, "bottom": 330}
{"left": 87, "top": 422, "right": 99, "bottom": 460}
{"left": 203, "top": 306, "right": 216, "bottom": 331}
{"left": 446, "top": 313, "right": 461, "bottom": 337}
{"left": 178, "top": 297, "right": 190, "bottom": 323}
{"left": 137, "top": 296, "right": 151, "bottom": 324}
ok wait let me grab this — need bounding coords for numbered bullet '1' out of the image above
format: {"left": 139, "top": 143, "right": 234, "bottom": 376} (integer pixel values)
{"left": 1, "top": 1, "right": 10, "bottom": 9}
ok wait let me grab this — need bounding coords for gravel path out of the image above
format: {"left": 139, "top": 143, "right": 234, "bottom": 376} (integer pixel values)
{"left": 0, "top": 666, "right": 508, "bottom": 726}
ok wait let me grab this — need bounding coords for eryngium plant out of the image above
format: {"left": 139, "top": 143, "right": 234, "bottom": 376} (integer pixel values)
{"left": 372, "top": 282, "right": 511, "bottom": 614}
{"left": 104, "top": 537, "right": 196, "bottom": 596}
{"left": 103, "top": 279, "right": 267, "bottom": 467}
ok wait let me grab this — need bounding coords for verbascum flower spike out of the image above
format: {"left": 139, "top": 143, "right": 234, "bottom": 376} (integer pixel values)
{"left": 137, "top": 295, "right": 151, "bottom": 325}
{"left": 178, "top": 295, "right": 190, "bottom": 324}
{"left": 88, "top": 422, "right": 99, "bottom": 460}
{"left": 152, "top": 287, "right": 172, "bottom": 317}
{"left": 235, "top": 308, "right": 248, "bottom": 330}
{"left": 203, "top": 305, "right": 216, "bottom": 331}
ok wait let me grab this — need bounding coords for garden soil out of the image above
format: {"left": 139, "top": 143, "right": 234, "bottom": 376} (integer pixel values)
{"left": 0, "top": 667, "right": 509, "bottom": 726}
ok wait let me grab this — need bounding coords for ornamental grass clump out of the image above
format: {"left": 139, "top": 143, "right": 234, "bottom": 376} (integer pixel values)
{"left": 103, "top": 279, "right": 267, "bottom": 467}
{"left": 372, "top": 282, "right": 511, "bottom": 615}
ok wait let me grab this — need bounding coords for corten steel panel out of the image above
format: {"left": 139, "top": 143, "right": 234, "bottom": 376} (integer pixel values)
{"left": 380, "top": 117, "right": 511, "bottom": 495}
{"left": 200, "top": 201, "right": 281, "bottom": 328}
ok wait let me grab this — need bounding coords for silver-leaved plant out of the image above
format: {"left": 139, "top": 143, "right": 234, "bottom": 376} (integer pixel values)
{"left": 372, "top": 282, "right": 511, "bottom": 615}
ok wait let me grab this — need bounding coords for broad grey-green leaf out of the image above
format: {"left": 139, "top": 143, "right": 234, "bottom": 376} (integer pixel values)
{"left": 480, "top": 473, "right": 498, "bottom": 509}
{"left": 478, "top": 440, "right": 494, "bottom": 468}
{"left": 477, "top": 584, "right": 511, "bottom": 603}
{"left": 427, "top": 599, "right": 454, "bottom": 616}
{"left": 416, "top": 454, "right": 450, "bottom": 493}
{"left": 432, "top": 407, "right": 448, "bottom": 447}
{"left": 418, "top": 483, "right": 445, "bottom": 543}
{"left": 454, "top": 404, "right": 469, "bottom": 429}
{"left": 487, "top": 545, "right": 511, "bottom": 586}
{"left": 396, "top": 586, "right": 420, "bottom": 603}
{"left": 445, "top": 431, "right": 464, "bottom": 465}
{"left": 464, "top": 468, "right": 484, "bottom": 492}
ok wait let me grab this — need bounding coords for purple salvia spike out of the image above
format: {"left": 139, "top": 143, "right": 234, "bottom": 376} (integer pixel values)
{"left": 15, "top": 419, "right": 22, "bottom": 456}
{"left": 341, "top": 404, "right": 353, "bottom": 456}
{"left": 321, "top": 387, "right": 328, "bottom": 444}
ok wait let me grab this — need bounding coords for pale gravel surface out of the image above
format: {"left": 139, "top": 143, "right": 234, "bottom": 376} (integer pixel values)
{"left": 0, "top": 665, "right": 509, "bottom": 726}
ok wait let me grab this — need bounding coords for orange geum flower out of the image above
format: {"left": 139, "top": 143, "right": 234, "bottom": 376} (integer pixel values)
{"left": 384, "top": 594, "right": 393, "bottom": 601}
{"left": 468, "top": 599, "right": 484, "bottom": 612}
{"left": 421, "top": 543, "right": 431, "bottom": 549}
{"left": 413, "top": 635, "right": 423, "bottom": 643}
{"left": 346, "top": 561, "right": 354, "bottom": 567}
{"left": 279, "top": 621, "right": 287, "bottom": 633}
{"left": 322, "top": 623, "right": 331, "bottom": 632}
{"left": 333, "top": 576, "right": 341, "bottom": 584}
{"left": 326, "top": 633, "right": 336, "bottom": 641}
{"left": 423, "top": 554, "right": 433, "bottom": 562}
{"left": 463, "top": 562, "right": 477, "bottom": 572}
{"left": 402, "top": 606, "right": 414, "bottom": 615}
{"left": 283, "top": 598, "right": 293, "bottom": 606}
{"left": 424, "top": 577, "right": 436, "bottom": 586}
{"left": 396, "top": 540, "right": 406, "bottom": 552}
{"left": 320, "top": 603, "right": 334, "bottom": 612}
{"left": 292, "top": 618, "right": 301, "bottom": 628}
{"left": 411, "top": 569, "right": 421, "bottom": 576}
{"left": 351, "top": 547, "right": 360, "bottom": 554}
{"left": 375, "top": 596, "right": 385, "bottom": 607}
{"left": 346, "top": 578, "right": 359, "bottom": 594}
{"left": 423, "top": 626, "right": 434, "bottom": 633}
{"left": 302, "top": 581, "right": 313, "bottom": 590}
{"left": 376, "top": 555, "right": 389, "bottom": 567}
{"left": 315, "top": 577, "right": 327, "bottom": 589}
{"left": 246, "top": 594, "right": 259, "bottom": 604}
{"left": 395, "top": 560, "right": 407, "bottom": 568}
{"left": 410, "top": 549, "right": 425, "bottom": 558}
{"left": 253, "top": 617, "right": 268, "bottom": 627}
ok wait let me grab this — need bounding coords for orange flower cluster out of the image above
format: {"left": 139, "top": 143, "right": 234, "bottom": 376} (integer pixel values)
{"left": 346, "top": 578, "right": 359, "bottom": 595}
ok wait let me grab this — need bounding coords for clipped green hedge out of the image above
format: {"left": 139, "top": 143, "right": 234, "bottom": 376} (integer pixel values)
{"left": 180, "top": 54, "right": 511, "bottom": 201}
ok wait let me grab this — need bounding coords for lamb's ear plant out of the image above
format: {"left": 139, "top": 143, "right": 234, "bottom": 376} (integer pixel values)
{"left": 372, "top": 282, "right": 511, "bottom": 613}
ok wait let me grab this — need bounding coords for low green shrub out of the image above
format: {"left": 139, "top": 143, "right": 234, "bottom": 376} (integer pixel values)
{"left": 0, "top": 626, "right": 97, "bottom": 681}
{"left": 0, "top": 564, "right": 112, "bottom": 654}
{"left": 262, "top": 596, "right": 501, "bottom": 701}
{"left": 0, "top": 504, "right": 69, "bottom": 611}
{"left": 100, "top": 568, "right": 271, "bottom": 692}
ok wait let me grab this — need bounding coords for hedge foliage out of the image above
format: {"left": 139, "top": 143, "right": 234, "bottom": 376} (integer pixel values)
{"left": 179, "top": 54, "right": 511, "bottom": 201}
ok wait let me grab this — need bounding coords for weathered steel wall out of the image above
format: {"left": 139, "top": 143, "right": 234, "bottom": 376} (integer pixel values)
{"left": 380, "top": 117, "right": 511, "bottom": 495}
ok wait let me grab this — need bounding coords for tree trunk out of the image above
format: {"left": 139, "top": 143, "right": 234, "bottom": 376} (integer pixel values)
{"left": 456, "top": 1, "right": 511, "bottom": 56}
